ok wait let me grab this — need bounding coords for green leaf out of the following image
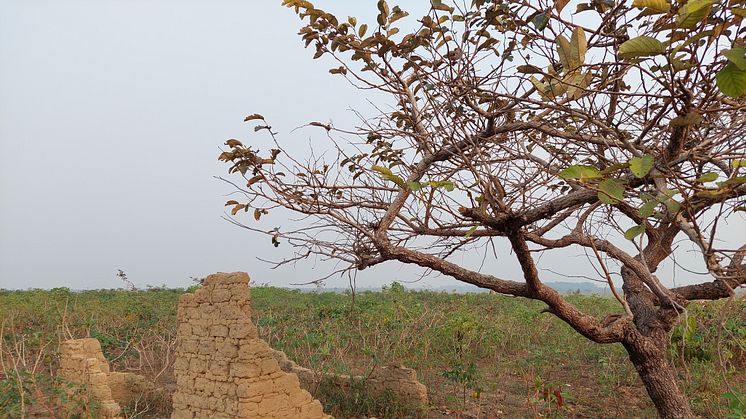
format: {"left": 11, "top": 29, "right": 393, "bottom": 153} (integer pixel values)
{"left": 428, "top": 180, "right": 455, "bottom": 191}
{"left": 695, "top": 172, "right": 718, "bottom": 182}
{"left": 663, "top": 188, "right": 679, "bottom": 197}
{"left": 722, "top": 47, "right": 746, "bottom": 71}
{"left": 532, "top": 11, "right": 550, "bottom": 31}
{"left": 372, "top": 165, "right": 406, "bottom": 187}
{"left": 619, "top": 36, "right": 665, "bottom": 59}
{"left": 676, "top": 0, "right": 713, "bottom": 28}
{"left": 465, "top": 226, "right": 478, "bottom": 238}
{"left": 632, "top": 0, "right": 671, "bottom": 13}
{"left": 663, "top": 198, "right": 681, "bottom": 214}
{"left": 624, "top": 225, "right": 646, "bottom": 240}
{"left": 639, "top": 200, "right": 658, "bottom": 218}
{"left": 716, "top": 63, "right": 746, "bottom": 98}
{"left": 559, "top": 165, "right": 602, "bottom": 181}
{"left": 732, "top": 159, "right": 746, "bottom": 168}
{"left": 600, "top": 162, "right": 629, "bottom": 176}
{"left": 720, "top": 176, "right": 746, "bottom": 188}
{"left": 358, "top": 24, "right": 368, "bottom": 37}
{"left": 372, "top": 165, "right": 393, "bottom": 176}
{"left": 695, "top": 188, "right": 726, "bottom": 199}
{"left": 407, "top": 181, "right": 422, "bottom": 191}
{"left": 384, "top": 174, "right": 406, "bottom": 187}
{"left": 598, "top": 179, "right": 625, "bottom": 204}
{"left": 629, "top": 155, "right": 654, "bottom": 178}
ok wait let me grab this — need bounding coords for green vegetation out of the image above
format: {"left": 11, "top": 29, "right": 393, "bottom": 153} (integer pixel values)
{"left": 1, "top": 285, "right": 744, "bottom": 418}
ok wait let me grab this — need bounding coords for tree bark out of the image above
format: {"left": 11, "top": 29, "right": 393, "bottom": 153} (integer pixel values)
{"left": 623, "top": 334, "right": 694, "bottom": 419}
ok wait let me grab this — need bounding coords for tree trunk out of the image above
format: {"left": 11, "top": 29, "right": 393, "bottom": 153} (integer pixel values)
{"left": 623, "top": 336, "right": 694, "bottom": 419}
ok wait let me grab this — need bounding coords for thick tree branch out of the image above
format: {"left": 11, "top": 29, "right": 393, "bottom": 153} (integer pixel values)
{"left": 507, "top": 229, "right": 627, "bottom": 343}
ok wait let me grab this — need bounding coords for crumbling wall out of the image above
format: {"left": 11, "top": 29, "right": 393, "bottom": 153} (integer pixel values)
{"left": 271, "top": 349, "right": 428, "bottom": 408}
{"left": 58, "top": 339, "right": 157, "bottom": 416}
{"left": 58, "top": 338, "right": 123, "bottom": 419}
{"left": 60, "top": 272, "right": 426, "bottom": 418}
{"left": 171, "top": 272, "right": 329, "bottom": 419}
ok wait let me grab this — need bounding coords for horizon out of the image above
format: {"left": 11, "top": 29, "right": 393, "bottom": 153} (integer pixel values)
{"left": 0, "top": 279, "right": 612, "bottom": 293}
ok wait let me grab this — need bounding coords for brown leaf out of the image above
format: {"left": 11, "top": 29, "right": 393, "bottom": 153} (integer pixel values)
{"left": 247, "top": 175, "right": 263, "bottom": 186}
{"left": 309, "top": 121, "right": 332, "bottom": 131}
{"left": 244, "top": 114, "right": 264, "bottom": 121}
{"left": 555, "top": 0, "right": 570, "bottom": 13}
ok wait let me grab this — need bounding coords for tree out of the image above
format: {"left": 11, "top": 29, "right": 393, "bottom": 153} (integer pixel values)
{"left": 219, "top": 1, "right": 746, "bottom": 417}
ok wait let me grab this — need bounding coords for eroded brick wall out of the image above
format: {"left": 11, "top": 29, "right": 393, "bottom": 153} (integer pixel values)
{"left": 271, "top": 349, "right": 428, "bottom": 408}
{"left": 171, "top": 272, "right": 329, "bottom": 419}
{"left": 58, "top": 338, "right": 123, "bottom": 419}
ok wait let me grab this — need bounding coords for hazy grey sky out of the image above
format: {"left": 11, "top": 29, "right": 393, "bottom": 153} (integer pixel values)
{"left": 0, "top": 0, "right": 438, "bottom": 290}
{"left": 0, "top": 1, "right": 740, "bottom": 290}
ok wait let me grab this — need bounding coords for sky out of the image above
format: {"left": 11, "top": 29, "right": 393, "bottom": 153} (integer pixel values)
{"left": 0, "top": 0, "right": 438, "bottom": 290}
{"left": 0, "top": 1, "right": 741, "bottom": 291}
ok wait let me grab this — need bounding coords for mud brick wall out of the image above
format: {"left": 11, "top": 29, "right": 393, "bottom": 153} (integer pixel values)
{"left": 58, "top": 338, "right": 123, "bottom": 419}
{"left": 171, "top": 272, "right": 329, "bottom": 419}
{"left": 271, "top": 349, "right": 428, "bottom": 408}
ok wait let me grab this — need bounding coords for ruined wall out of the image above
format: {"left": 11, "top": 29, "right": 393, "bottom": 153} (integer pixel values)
{"left": 171, "top": 272, "right": 329, "bottom": 419}
{"left": 60, "top": 272, "right": 426, "bottom": 418}
{"left": 58, "top": 338, "right": 123, "bottom": 419}
{"left": 58, "top": 339, "right": 157, "bottom": 416}
{"left": 271, "top": 349, "right": 428, "bottom": 408}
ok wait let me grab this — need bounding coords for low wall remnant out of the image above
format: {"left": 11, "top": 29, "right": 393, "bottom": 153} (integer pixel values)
{"left": 58, "top": 338, "right": 124, "bottom": 419}
{"left": 271, "top": 350, "right": 428, "bottom": 408}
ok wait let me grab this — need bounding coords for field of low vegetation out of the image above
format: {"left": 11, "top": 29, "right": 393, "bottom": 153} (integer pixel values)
{"left": 1, "top": 284, "right": 744, "bottom": 418}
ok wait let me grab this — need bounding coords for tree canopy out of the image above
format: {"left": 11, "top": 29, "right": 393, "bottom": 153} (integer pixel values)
{"left": 219, "top": 1, "right": 746, "bottom": 417}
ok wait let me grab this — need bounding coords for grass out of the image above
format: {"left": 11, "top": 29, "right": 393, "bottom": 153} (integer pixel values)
{"left": 1, "top": 283, "right": 744, "bottom": 418}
